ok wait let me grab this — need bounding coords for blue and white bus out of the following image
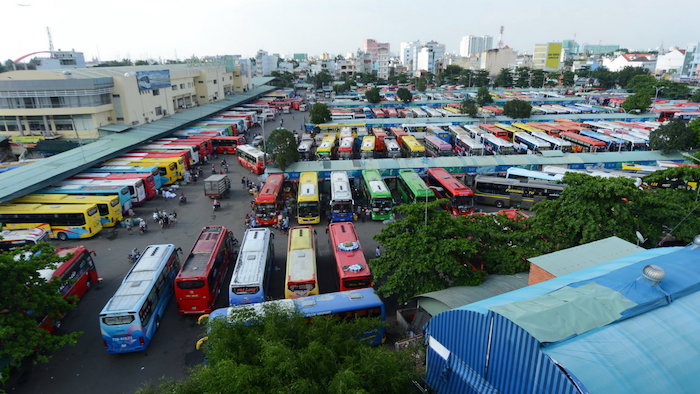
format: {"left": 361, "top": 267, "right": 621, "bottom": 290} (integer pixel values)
{"left": 86, "top": 165, "right": 165, "bottom": 189}
{"left": 330, "top": 171, "right": 354, "bottom": 222}
{"left": 41, "top": 183, "right": 133, "bottom": 214}
{"left": 99, "top": 244, "right": 181, "bottom": 353}
{"left": 228, "top": 228, "right": 275, "bottom": 306}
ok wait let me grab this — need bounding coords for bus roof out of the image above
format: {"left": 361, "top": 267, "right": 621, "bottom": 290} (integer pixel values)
{"left": 178, "top": 226, "right": 227, "bottom": 279}
{"left": 328, "top": 222, "right": 370, "bottom": 280}
{"left": 402, "top": 135, "right": 425, "bottom": 151}
{"left": 330, "top": 171, "right": 353, "bottom": 202}
{"left": 427, "top": 168, "right": 473, "bottom": 196}
{"left": 398, "top": 169, "right": 434, "bottom": 197}
{"left": 257, "top": 173, "right": 284, "bottom": 204}
{"left": 287, "top": 226, "right": 316, "bottom": 282}
{"left": 231, "top": 228, "right": 272, "bottom": 286}
{"left": 296, "top": 288, "right": 383, "bottom": 316}
{"left": 362, "top": 170, "right": 392, "bottom": 197}
{"left": 361, "top": 136, "right": 375, "bottom": 151}
{"left": 16, "top": 193, "right": 117, "bottom": 204}
{"left": 298, "top": 172, "right": 318, "bottom": 202}
{"left": 0, "top": 203, "right": 97, "bottom": 213}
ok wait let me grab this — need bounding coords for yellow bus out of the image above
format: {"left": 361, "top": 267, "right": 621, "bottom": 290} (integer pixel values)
{"left": 443, "top": 106, "right": 461, "bottom": 114}
{"left": 317, "top": 123, "right": 367, "bottom": 133}
{"left": 104, "top": 158, "right": 182, "bottom": 185}
{"left": 494, "top": 123, "right": 520, "bottom": 142}
{"left": 284, "top": 226, "right": 319, "bottom": 299}
{"left": 401, "top": 135, "right": 426, "bottom": 158}
{"left": 0, "top": 203, "right": 103, "bottom": 240}
{"left": 511, "top": 122, "right": 543, "bottom": 134}
{"left": 360, "top": 135, "right": 376, "bottom": 159}
{"left": 14, "top": 193, "right": 123, "bottom": 228}
{"left": 316, "top": 135, "right": 337, "bottom": 161}
{"left": 297, "top": 172, "right": 320, "bottom": 224}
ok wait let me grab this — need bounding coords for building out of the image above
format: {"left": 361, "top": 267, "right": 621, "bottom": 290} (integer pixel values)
{"left": 655, "top": 48, "right": 687, "bottom": 75}
{"left": 603, "top": 53, "right": 657, "bottom": 72}
{"left": 31, "top": 50, "right": 86, "bottom": 70}
{"left": 480, "top": 47, "right": 518, "bottom": 76}
{"left": 533, "top": 42, "right": 563, "bottom": 71}
{"left": 254, "top": 50, "right": 279, "bottom": 76}
{"left": 560, "top": 40, "right": 579, "bottom": 61}
{"left": 415, "top": 41, "right": 446, "bottom": 74}
{"left": 363, "top": 39, "right": 390, "bottom": 62}
{"left": 459, "top": 35, "right": 493, "bottom": 57}
{"left": 581, "top": 43, "right": 621, "bottom": 55}
{"left": 681, "top": 42, "right": 700, "bottom": 79}
{"left": 399, "top": 40, "right": 422, "bottom": 70}
{"left": 0, "top": 64, "right": 235, "bottom": 139}
{"left": 425, "top": 241, "right": 700, "bottom": 393}
{"left": 376, "top": 48, "right": 391, "bottom": 80}
{"left": 293, "top": 53, "right": 308, "bottom": 61}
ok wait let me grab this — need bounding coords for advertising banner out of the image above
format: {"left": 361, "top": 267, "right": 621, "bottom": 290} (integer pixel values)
{"left": 135, "top": 70, "right": 171, "bottom": 91}
{"left": 545, "top": 43, "right": 562, "bottom": 71}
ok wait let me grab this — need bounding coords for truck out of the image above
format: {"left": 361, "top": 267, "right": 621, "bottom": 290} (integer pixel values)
{"left": 203, "top": 174, "right": 231, "bottom": 199}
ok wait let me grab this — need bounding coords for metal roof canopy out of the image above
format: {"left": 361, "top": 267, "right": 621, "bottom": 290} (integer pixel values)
{"left": 527, "top": 236, "right": 645, "bottom": 278}
{"left": 0, "top": 85, "right": 276, "bottom": 203}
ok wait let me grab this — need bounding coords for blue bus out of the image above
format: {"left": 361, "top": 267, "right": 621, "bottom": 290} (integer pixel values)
{"left": 206, "top": 287, "right": 386, "bottom": 347}
{"left": 579, "top": 129, "right": 627, "bottom": 152}
{"left": 99, "top": 244, "right": 181, "bottom": 353}
{"left": 86, "top": 165, "right": 166, "bottom": 189}
{"left": 330, "top": 171, "right": 354, "bottom": 222}
{"left": 228, "top": 228, "right": 275, "bottom": 306}
{"left": 41, "top": 183, "right": 133, "bottom": 214}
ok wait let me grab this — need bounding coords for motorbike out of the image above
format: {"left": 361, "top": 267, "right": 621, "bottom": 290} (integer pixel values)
{"left": 179, "top": 194, "right": 187, "bottom": 204}
{"left": 213, "top": 199, "right": 221, "bottom": 211}
{"left": 128, "top": 249, "right": 141, "bottom": 264}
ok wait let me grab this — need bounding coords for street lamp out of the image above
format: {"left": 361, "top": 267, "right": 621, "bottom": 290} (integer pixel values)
{"left": 654, "top": 86, "right": 667, "bottom": 102}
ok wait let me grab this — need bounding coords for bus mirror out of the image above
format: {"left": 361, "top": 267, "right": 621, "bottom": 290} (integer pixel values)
{"left": 195, "top": 336, "right": 208, "bottom": 350}
{"left": 97, "top": 277, "right": 104, "bottom": 284}
{"left": 197, "top": 314, "right": 210, "bottom": 325}
{"left": 91, "top": 250, "right": 97, "bottom": 256}
{"left": 176, "top": 247, "right": 183, "bottom": 254}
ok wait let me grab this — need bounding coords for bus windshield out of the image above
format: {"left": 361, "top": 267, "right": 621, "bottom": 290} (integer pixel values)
{"left": 255, "top": 203, "right": 277, "bottom": 218}
{"left": 371, "top": 197, "right": 393, "bottom": 211}
{"left": 453, "top": 195, "right": 475, "bottom": 212}
{"left": 331, "top": 201, "right": 353, "bottom": 214}
{"left": 298, "top": 202, "right": 319, "bottom": 217}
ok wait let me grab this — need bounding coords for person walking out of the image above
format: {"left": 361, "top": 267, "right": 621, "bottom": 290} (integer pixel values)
{"left": 241, "top": 176, "right": 247, "bottom": 187}
{"left": 360, "top": 207, "right": 367, "bottom": 223}
{"left": 125, "top": 218, "right": 133, "bottom": 234}
{"left": 375, "top": 246, "right": 382, "bottom": 258}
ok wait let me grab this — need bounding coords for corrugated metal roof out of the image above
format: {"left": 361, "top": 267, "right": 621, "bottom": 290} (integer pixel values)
{"left": 527, "top": 236, "right": 644, "bottom": 277}
{"left": 252, "top": 76, "right": 276, "bottom": 86}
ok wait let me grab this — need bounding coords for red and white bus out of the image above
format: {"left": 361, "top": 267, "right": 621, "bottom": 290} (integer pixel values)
{"left": 560, "top": 132, "right": 606, "bottom": 153}
{"left": 39, "top": 246, "right": 99, "bottom": 331}
{"left": 157, "top": 136, "right": 213, "bottom": 158}
{"left": 338, "top": 136, "right": 355, "bottom": 159}
{"left": 371, "top": 107, "right": 387, "bottom": 118}
{"left": 254, "top": 173, "right": 285, "bottom": 226}
{"left": 71, "top": 172, "right": 158, "bottom": 200}
{"left": 175, "top": 226, "right": 237, "bottom": 315}
{"left": 237, "top": 144, "right": 266, "bottom": 175}
{"left": 212, "top": 136, "right": 247, "bottom": 154}
{"left": 129, "top": 149, "right": 193, "bottom": 170}
{"left": 371, "top": 128, "right": 388, "bottom": 152}
{"left": 327, "top": 222, "right": 373, "bottom": 291}
{"left": 479, "top": 124, "right": 510, "bottom": 141}
{"left": 426, "top": 168, "right": 475, "bottom": 216}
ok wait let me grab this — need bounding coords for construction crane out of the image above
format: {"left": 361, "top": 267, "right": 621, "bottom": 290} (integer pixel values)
{"left": 497, "top": 26, "right": 504, "bottom": 49}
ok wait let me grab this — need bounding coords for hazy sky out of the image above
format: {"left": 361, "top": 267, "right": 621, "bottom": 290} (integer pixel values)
{"left": 1, "top": 0, "right": 696, "bottom": 62}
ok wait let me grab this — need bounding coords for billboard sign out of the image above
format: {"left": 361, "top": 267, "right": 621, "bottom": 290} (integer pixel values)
{"left": 545, "top": 43, "right": 562, "bottom": 71}
{"left": 135, "top": 70, "right": 171, "bottom": 91}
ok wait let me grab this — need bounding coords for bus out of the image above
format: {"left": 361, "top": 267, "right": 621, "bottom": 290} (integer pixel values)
{"left": 175, "top": 226, "right": 236, "bottom": 314}
{"left": 99, "top": 244, "right": 181, "bottom": 353}
{"left": 285, "top": 226, "right": 318, "bottom": 299}
{"left": 316, "top": 135, "right": 337, "bottom": 160}
{"left": 237, "top": 144, "right": 266, "bottom": 175}
{"left": 559, "top": 132, "right": 606, "bottom": 153}
{"left": 426, "top": 168, "right": 474, "bottom": 216}
{"left": 0, "top": 203, "right": 103, "bottom": 240}
{"left": 211, "top": 136, "right": 247, "bottom": 154}
{"left": 514, "top": 132, "right": 551, "bottom": 153}
{"left": 463, "top": 125, "right": 483, "bottom": 139}
{"left": 113, "top": 156, "right": 185, "bottom": 181}
{"left": 61, "top": 178, "right": 147, "bottom": 207}
{"left": 494, "top": 123, "right": 520, "bottom": 141}
{"left": 0, "top": 227, "right": 50, "bottom": 251}
{"left": 360, "top": 170, "right": 393, "bottom": 221}
{"left": 297, "top": 172, "right": 320, "bottom": 225}
{"left": 448, "top": 125, "right": 468, "bottom": 139}
{"left": 38, "top": 246, "right": 99, "bottom": 331}
{"left": 330, "top": 171, "right": 354, "bottom": 222}
{"left": 479, "top": 124, "right": 510, "bottom": 141}
{"left": 150, "top": 140, "right": 202, "bottom": 163}
{"left": 579, "top": 129, "right": 627, "bottom": 152}
{"left": 396, "top": 169, "right": 435, "bottom": 204}
{"left": 14, "top": 194, "right": 122, "bottom": 228}
{"left": 481, "top": 133, "right": 516, "bottom": 155}
{"left": 473, "top": 175, "right": 564, "bottom": 208}
{"left": 338, "top": 136, "right": 355, "bottom": 160}
{"left": 455, "top": 134, "right": 485, "bottom": 156}
{"left": 86, "top": 165, "right": 165, "bottom": 189}
{"left": 371, "top": 127, "right": 388, "bottom": 153}
{"left": 327, "top": 222, "right": 373, "bottom": 291}
{"left": 40, "top": 183, "right": 132, "bottom": 214}
{"left": 360, "top": 135, "right": 376, "bottom": 159}
{"left": 424, "top": 134, "right": 454, "bottom": 157}
{"left": 385, "top": 137, "right": 401, "bottom": 158}
{"left": 128, "top": 149, "right": 192, "bottom": 170}
{"left": 158, "top": 137, "right": 212, "bottom": 158}
{"left": 103, "top": 159, "right": 180, "bottom": 185}
{"left": 228, "top": 228, "right": 274, "bottom": 305}
{"left": 426, "top": 126, "right": 450, "bottom": 143}
{"left": 201, "top": 287, "right": 386, "bottom": 348}
{"left": 505, "top": 167, "right": 565, "bottom": 182}
{"left": 527, "top": 123, "right": 561, "bottom": 135}
{"left": 297, "top": 139, "right": 314, "bottom": 161}
{"left": 71, "top": 172, "right": 158, "bottom": 200}
{"left": 254, "top": 173, "right": 285, "bottom": 226}
{"left": 400, "top": 135, "right": 426, "bottom": 158}
{"left": 530, "top": 131, "right": 573, "bottom": 152}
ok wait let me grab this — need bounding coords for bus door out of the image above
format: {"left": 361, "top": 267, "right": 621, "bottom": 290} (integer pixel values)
{"left": 508, "top": 191, "right": 522, "bottom": 208}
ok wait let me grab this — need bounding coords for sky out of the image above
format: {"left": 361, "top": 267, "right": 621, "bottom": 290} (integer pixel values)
{"left": 0, "top": 0, "right": 697, "bottom": 62}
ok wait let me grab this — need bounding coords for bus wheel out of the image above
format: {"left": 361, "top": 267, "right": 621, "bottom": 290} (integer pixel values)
{"left": 495, "top": 201, "right": 504, "bottom": 208}
{"left": 57, "top": 232, "right": 68, "bottom": 241}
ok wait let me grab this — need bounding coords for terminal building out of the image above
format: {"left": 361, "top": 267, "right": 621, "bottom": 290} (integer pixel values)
{"left": 0, "top": 63, "right": 253, "bottom": 139}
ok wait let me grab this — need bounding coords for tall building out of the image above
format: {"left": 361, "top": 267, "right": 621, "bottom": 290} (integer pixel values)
{"left": 655, "top": 47, "right": 686, "bottom": 75}
{"left": 416, "top": 41, "right": 446, "bottom": 74}
{"left": 459, "top": 35, "right": 493, "bottom": 57}
{"left": 363, "top": 39, "right": 390, "bottom": 62}
{"left": 399, "top": 40, "right": 421, "bottom": 70}
{"left": 480, "top": 47, "right": 518, "bottom": 76}
{"left": 254, "top": 50, "right": 279, "bottom": 76}
{"left": 376, "top": 48, "right": 391, "bottom": 80}
{"left": 581, "top": 44, "right": 620, "bottom": 55}
{"left": 533, "top": 42, "right": 563, "bottom": 71}
{"left": 683, "top": 42, "right": 700, "bottom": 79}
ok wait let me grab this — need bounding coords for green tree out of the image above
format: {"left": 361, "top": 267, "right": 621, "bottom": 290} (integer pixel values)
{"left": 689, "top": 118, "right": 700, "bottom": 146}
{"left": 396, "top": 87, "right": 413, "bottom": 103}
{"left": 690, "top": 90, "right": 700, "bottom": 103}
{"left": 649, "top": 119, "right": 696, "bottom": 153}
{"left": 617, "top": 66, "right": 650, "bottom": 88}
{"left": 397, "top": 72, "right": 409, "bottom": 84}
{"left": 460, "top": 98, "right": 478, "bottom": 117}
{"left": 515, "top": 67, "right": 532, "bottom": 88}
{"left": 473, "top": 69, "right": 490, "bottom": 87}
{"left": 415, "top": 77, "right": 427, "bottom": 92}
{"left": 143, "top": 304, "right": 418, "bottom": 393}
{"left": 270, "top": 71, "right": 296, "bottom": 88}
{"left": 656, "top": 81, "right": 691, "bottom": 100}
{"left": 443, "top": 64, "right": 463, "bottom": 83}
{"left": 134, "top": 60, "right": 150, "bottom": 66}
{"left": 476, "top": 86, "right": 493, "bottom": 106}
{"left": 494, "top": 68, "right": 513, "bottom": 88}
{"left": 458, "top": 69, "right": 473, "bottom": 87}
{"left": 626, "top": 74, "right": 657, "bottom": 94}
{"left": 371, "top": 201, "right": 484, "bottom": 302}
{"left": 502, "top": 99, "right": 532, "bottom": 118}
{"left": 365, "top": 87, "right": 381, "bottom": 104}
{"left": 264, "top": 128, "right": 299, "bottom": 171}
{"left": 531, "top": 69, "right": 546, "bottom": 88}
{"left": 621, "top": 92, "right": 651, "bottom": 113}
{"left": 562, "top": 71, "right": 575, "bottom": 87}
{"left": 0, "top": 243, "right": 81, "bottom": 372}
{"left": 310, "top": 69, "right": 333, "bottom": 89}
{"left": 309, "top": 103, "right": 332, "bottom": 124}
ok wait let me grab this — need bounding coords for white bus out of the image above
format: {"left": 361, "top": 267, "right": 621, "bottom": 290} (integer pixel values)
{"left": 228, "top": 228, "right": 275, "bottom": 305}
{"left": 330, "top": 171, "right": 354, "bottom": 222}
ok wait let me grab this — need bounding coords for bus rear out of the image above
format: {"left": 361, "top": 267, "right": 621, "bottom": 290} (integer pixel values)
{"left": 285, "top": 226, "right": 318, "bottom": 299}
{"left": 328, "top": 222, "right": 373, "bottom": 291}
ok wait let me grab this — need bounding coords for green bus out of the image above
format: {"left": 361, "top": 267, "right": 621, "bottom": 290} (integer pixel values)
{"left": 396, "top": 169, "right": 435, "bottom": 204}
{"left": 361, "top": 170, "right": 394, "bottom": 221}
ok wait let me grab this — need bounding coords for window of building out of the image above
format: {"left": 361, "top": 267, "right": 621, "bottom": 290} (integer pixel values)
{"left": 155, "top": 106, "right": 163, "bottom": 116}
{"left": 117, "top": 117, "right": 124, "bottom": 121}
{"left": 23, "top": 98, "right": 36, "bottom": 109}
{"left": 180, "top": 83, "right": 185, "bottom": 89}
{"left": 198, "top": 81, "right": 204, "bottom": 84}
{"left": 213, "top": 79, "right": 217, "bottom": 84}
{"left": 152, "top": 89, "right": 160, "bottom": 96}
{"left": 172, "top": 85, "right": 178, "bottom": 91}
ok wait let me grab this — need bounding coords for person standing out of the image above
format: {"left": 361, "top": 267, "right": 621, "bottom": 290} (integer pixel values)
{"left": 375, "top": 246, "right": 381, "bottom": 258}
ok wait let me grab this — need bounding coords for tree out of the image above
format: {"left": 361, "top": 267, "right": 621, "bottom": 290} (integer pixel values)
{"left": 142, "top": 304, "right": 418, "bottom": 393}
{"left": 621, "top": 92, "right": 651, "bottom": 113}
{"left": 562, "top": 71, "right": 575, "bottom": 87}
{"left": 494, "top": 68, "right": 513, "bottom": 88}
{"left": 531, "top": 69, "right": 546, "bottom": 88}
{"left": 458, "top": 69, "right": 473, "bottom": 87}
{"left": 689, "top": 118, "right": 700, "bottom": 147}
{"left": 473, "top": 69, "right": 490, "bottom": 87}
{"left": 460, "top": 99, "right": 478, "bottom": 117}
{"left": 264, "top": 128, "right": 299, "bottom": 171}
{"left": 415, "top": 77, "right": 427, "bottom": 92}
{"left": 656, "top": 81, "right": 691, "bottom": 100}
{"left": 309, "top": 103, "right": 331, "bottom": 124}
{"left": 310, "top": 69, "right": 333, "bottom": 89}
{"left": 365, "top": 87, "right": 381, "bottom": 104}
{"left": 617, "top": 66, "right": 650, "bottom": 88}
{"left": 649, "top": 119, "right": 696, "bottom": 153}
{"left": 502, "top": 99, "right": 532, "bottom": 118}
{"left": 627, "top": 74, "right": 657, "bottom": 94}
{"left": 0, "top": 243, "right": 81, "bottom": 371}
{"left": 476, "top": 86, "right": 493, "bottom": 106}
{"left": 691, "top": 90, "right": 700, "bottom": 103}
{"left": 270, "top": 71, "right": 296, "bottom": 88}
{"left": 396, "top": 87, "right": 413, "bottom": 103}
{"left": 515, "top": 67, "right": 532, "bottom": 88}
{"left": 371, "top": 201, "right": 484, "bottom": 302}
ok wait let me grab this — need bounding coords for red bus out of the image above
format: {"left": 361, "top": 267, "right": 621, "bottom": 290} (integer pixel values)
{"left": 560, "top": 132, "right": 607, "bottom": 153}
{"left": 371, "top": 128, "right": 388, "bottom": 152}
{"left": 237, "top": 144, "right": 266, "bottom": 175}
{"left": 175, "top": 226, "right": 236, "bottom": 314}
{"left": 71, "top": 172, "right": 158, "bottom": 200}
{"left": 371, "top": 107, "right": 387, "bottom": 118}
{"left": 156, "top": 138, "right": 212, "bottom": 160}
{"left": 526, "top": 123, "right": 560, "bottom": 135}
{"left": 327, "top": 222, "right": 373, "bottom": 291}
{"left": 479, "top": 124, "right": 509, "bottom": 141}
{"left": 130, "top": 150, "right": 193, "bottom": 170}
{"left": 254, "top": 173, "right": 285, "bottom": 226}
{"left": 555, "top": 119, "right": 589, "bottom": 128}
{"left": 426, "top": 168, "right": 475, "bottom": 216}
{"left": 390, "top": 127, "right": 408, "bottom": 142}
{"left": 212, "top": 136, "right": 247, "bottom": 154}
{"left": 40, "top": 246, "right": 98, "bottom": 331}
